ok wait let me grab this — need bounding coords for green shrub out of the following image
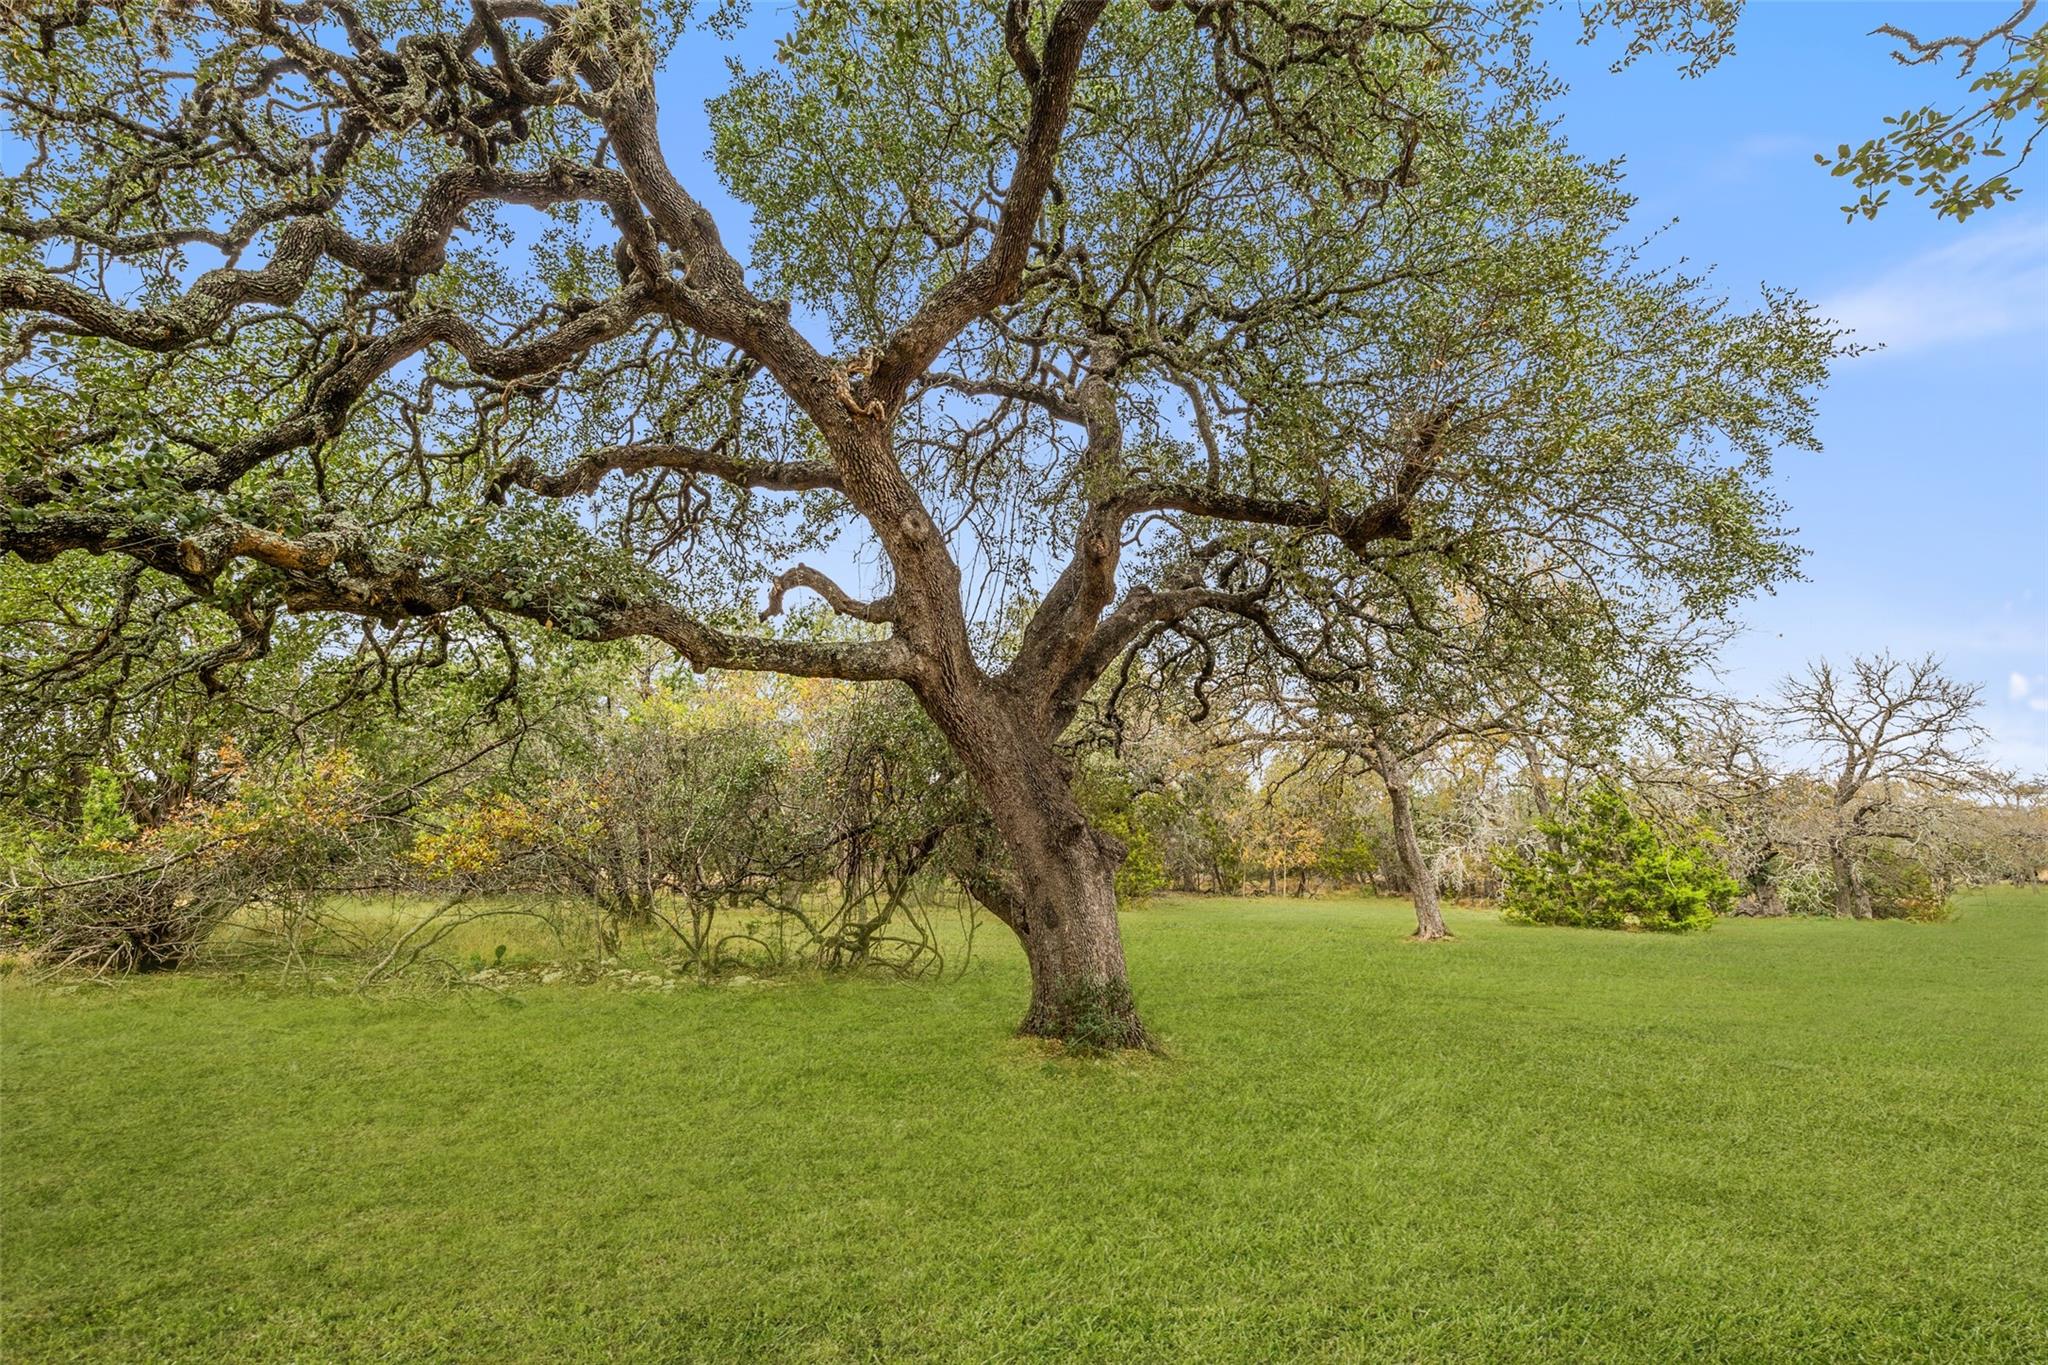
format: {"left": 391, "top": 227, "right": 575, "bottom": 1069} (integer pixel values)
{"left": 1498, "top": 784, "right": 1735, "bottom": 932}
{"left": 1072, "top": 763, "right": 1167, "bottom": 902}
{"left": 1316, "top": 829, "right": 1379, "bottom": 891}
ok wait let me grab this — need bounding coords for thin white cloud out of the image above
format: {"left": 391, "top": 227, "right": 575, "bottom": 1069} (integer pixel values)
{"left": 1822, "top": 217, "right": 2048, "bottom": 355}
{"left": 1706, "top": 132, "right": 1815, "bottom": 184}
{"left": 2014, "top": 671, "right": 2035, "bottom": 701}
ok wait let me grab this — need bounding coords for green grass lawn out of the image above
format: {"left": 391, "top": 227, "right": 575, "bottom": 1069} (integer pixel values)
{"left": 4, "top": 890, "right": 2044, "bottom": 1362}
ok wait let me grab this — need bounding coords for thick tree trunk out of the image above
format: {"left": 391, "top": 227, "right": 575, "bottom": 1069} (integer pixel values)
{"left": 932, "top": 685, "right": 1150, "bottom": 1050}
{"left": 1386, "top": 774, "right": 1448, "bottom": 941}
{"left": 1013, "top": 840, "right": 1143, "bottom": 1048}
{"left": 1828, "top": 841, "right": 1872, "bottom": 919}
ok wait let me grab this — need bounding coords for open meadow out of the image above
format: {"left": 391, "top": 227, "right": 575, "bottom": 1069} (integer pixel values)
{"left": 9, "top": 0, "right": 2048, "bottom": 1359}
{"left": 4, "top": 889, "right": 2043, "bottom": 1362}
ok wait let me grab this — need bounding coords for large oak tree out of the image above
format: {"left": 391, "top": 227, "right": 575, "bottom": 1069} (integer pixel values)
{"left": 3, "top": 0, "right": 1839, "bottom": 1045}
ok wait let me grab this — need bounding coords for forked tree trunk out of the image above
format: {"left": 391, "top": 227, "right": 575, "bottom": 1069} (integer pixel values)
{"left": 933, "top": 686, "right": 1150, "bottom": 1050}
{"left": 1387, "top": 776, "right": 1448, "bottom": 940}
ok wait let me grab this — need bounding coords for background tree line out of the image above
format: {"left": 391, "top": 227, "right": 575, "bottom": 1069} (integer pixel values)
{"left": 4, "top": 548, "right": 2038, "bottom": 982}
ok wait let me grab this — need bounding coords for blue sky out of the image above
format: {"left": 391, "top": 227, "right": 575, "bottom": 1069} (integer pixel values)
{"left": 661, "top": 3, "right": 2048, "bottom": 767}
{"left": 1533, "top": 3, "right": 2048, "bottom": 772}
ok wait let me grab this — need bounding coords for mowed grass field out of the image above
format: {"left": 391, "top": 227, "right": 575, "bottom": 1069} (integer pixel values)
{"left": 3, "top": 890, "right": 2043, "bottom": 1362}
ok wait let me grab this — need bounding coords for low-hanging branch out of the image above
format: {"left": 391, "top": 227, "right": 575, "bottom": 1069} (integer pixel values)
{"left": 3, "top": 0, "right": 1844, "bottom": 1046}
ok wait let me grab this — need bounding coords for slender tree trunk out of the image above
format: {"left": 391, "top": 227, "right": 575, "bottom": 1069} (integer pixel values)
{"left": 1521, "top": 737, "right": 1553, "bottom": 821}
{"left": 1522, "top": 737, "right": 1567, "bottom": 856}
{"left": 1373, "top": 737, "right": 1446, "bottom": 940}
{"left": 932, "top": 684, "right": 1149, "bottom": 1050}
{"left": 1386, "top": 774, "right": 1448, "bottom": 940}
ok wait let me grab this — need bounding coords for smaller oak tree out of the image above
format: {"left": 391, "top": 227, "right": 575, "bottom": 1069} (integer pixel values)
{"left": 1771, "top": 653, "right": 2003, "bottom": 918}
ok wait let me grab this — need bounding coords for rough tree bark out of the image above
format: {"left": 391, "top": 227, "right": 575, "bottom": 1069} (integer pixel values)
{"left": 1828, "top": 840, "right": 1874, "bottom": 920}
{"left": 929, "top": 681, "right": 1148, "bottom": 1049}
{"left": 2, "top": 0, "right": 1838, "bottom": 1035}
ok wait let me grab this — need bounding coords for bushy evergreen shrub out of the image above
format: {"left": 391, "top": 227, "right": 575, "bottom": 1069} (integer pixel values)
{"left": 1498, "top": 784, "right": 1735, "bottom": 932}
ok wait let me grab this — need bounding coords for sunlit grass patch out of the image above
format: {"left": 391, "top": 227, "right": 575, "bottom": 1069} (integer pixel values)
{"left": 3, "top": 888, "right": 2042, "bottom": 1361}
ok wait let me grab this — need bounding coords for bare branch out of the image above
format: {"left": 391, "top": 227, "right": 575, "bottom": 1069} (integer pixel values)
{"left": 760, "top": 564, "right": 898, "bottom": 624}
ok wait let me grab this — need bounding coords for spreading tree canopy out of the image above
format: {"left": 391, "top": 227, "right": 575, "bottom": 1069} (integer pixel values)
{"left": 2, "top": 0, "right": 1842, "bottom": 1045}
